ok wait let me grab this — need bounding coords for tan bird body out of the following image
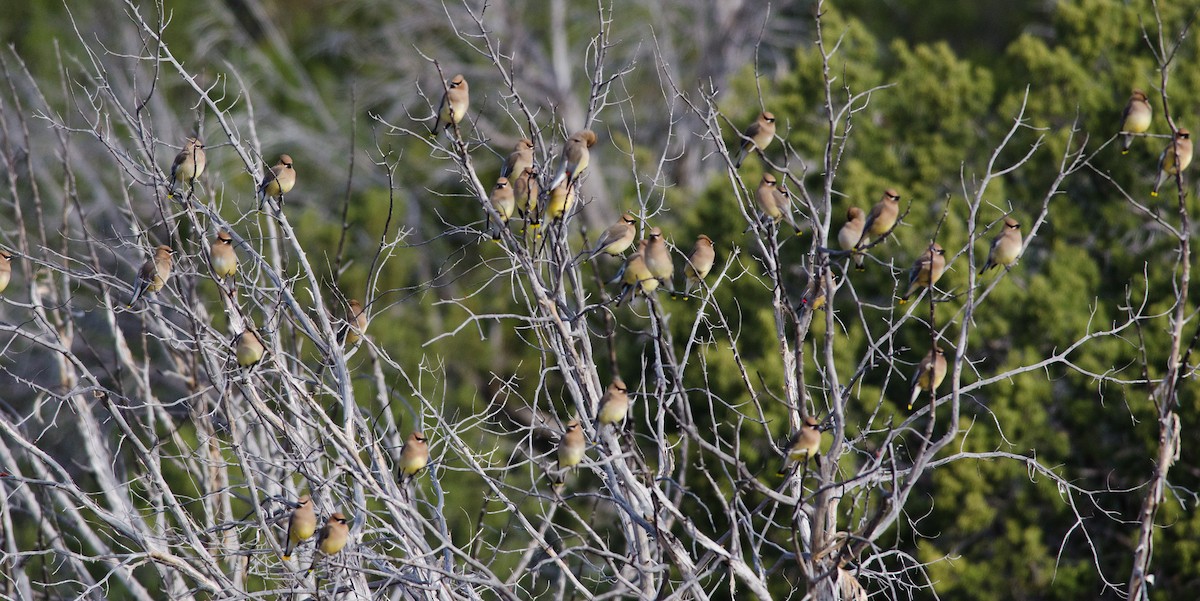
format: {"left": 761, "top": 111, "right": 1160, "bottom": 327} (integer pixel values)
{"left": 342, "top": 299, "right": 368, "bottom": 346}
{"left": 308, "top": 513, "right": 350, "bottom": 573}
{"left": 799, "top": 272, "right": 837, "bottom": 313}
{"left": 501, "top": 138, "right": 534, "bottom": 179}
{"left": 684, "top": 234, "right": 715, "bottom": 295}
{"left": 596, "top": 379, "right": 630, "bottom": 426}
{"left": 755, "top": 174, "right": 800, "bottom": 233}
{"left": 1152, "top": 128, "right": 1193, "bottom": 197}
{"left": 282, "top": 495, "right": 317, "bottom": 561}
{"left": 128, "top": 245, "right": 173, "bottom": 306}
{"left": 258, "top": 154, "right": 296, "bottom": 208}
{"left": 1120, "top": 90, "right": 1153, "bottom": 154}
{"left": 644, "top": 227, "right": 674, "bottom": 284}
{"left": 901, "top": 243, "right": 946, "bottom": 302}
{"left": 861, "top": 189, "right": 901, "bottom": 244}
{"left": 489, "top": 177, "right": 516, "bottom": 238}
{"left": 210, "top": 231, "right": 238, "bottom": 279}
{"left": 557, "top": 420, "right": 585, "bottom": 470}
{"left": 586, "top": 213, "right": 638, "bottom": 259}
{"left": 0, "top": 251, "right": 12, "bottom": 294}
{"left": 235, "top": 328, "right": 265, "bottom": 368}
{"left": 838, "top": 206, "right": 867, "bottom": 270}
{"left": 979, "top": 217, "right": 1022, "bottom": 274}
{"left": 777, "top": 416, "right": 822, "bottom": 476}
{"left": 550, "top": 129, "right": 597, "bottom": 190}
{"left": 514, "top": 167, "right": 541, "bottom": 225}
{"left": 169, "top": 138, "right": 206, "bottom": 193}
{"left": 546, "top": 181, "right": 577, "bottom": 222}
{"left": 398, "top": 431, "right": 430, "bottom": 480}
{"left": 908, "top": 346, "right": 948, "bottom": 410}
{"left": 734, "top": 111, "right": 776, "bottom": 168}
{"left": 617, "top": 251, "right": 658, "bottom": 303}
{"left": 433, "top": 74, "right": 470, "bottom": 134}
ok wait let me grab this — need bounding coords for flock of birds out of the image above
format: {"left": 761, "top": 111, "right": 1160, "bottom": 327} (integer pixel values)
{"left": 121, "top": 76, "right": 1181, "bottom": 572}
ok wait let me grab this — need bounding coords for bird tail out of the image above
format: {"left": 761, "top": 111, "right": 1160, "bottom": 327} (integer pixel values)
{"left": 733, "top": 145, "right": 747, "bottom": 168}
{"left": 1121, "top": 133, "right": 1133, "bottom": 155}
{"left": 1152, "top": 170, "right": 1166, "bottom": 197}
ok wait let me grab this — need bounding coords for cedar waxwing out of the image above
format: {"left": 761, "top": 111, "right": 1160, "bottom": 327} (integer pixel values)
{"left": 837, "top": 206, "right": 867, "bottom": 270}
{"left": 860, "top": 189, "right": 901, "bottom": 245}
{"left": 777, "top": 416, "right": 821, "bottom": 476}
{"left": 0, "top": 251, "right": 12, "bottom": 294}
{"left": 432, "top": 74, "right": 470, "bottom": 134}
{"left": 549, "top": 129, "right": 598, "bottom": 190}
{"left": 514, "top": 167, "right": 541, "bottom": 226}
{"left": 210, "top": 230, "right": 238, "bottom": 279}
{"left": 307, "top": 513, "right": 350, "bottom": 573}
{"left": 596, "top": 379, "right": 629, "bottom": 426}
{"left": 258, "top": 154, "right": 296, "bottom": 208}
{"left": 545, "top": 181, "right": 577, "bottom": 222}
{"left": 616, "top": 251, "right": 657, "bottom": 303}
{"left": 754, "top": 174, "right": 801, "bottom": 233}
{"left": 683, "top": 234, "right": 715, "bottom": 295}
{"left": 128, "top": 245, "right": 173, "bottom": 306}
{"left": 584, "top": 213, "right": 637, "bottom": 259}
{"left": 979, "top": 217, "right": 1022, "bottom": 274}
{"left": 282, "top": 495, "right": 317, "bottom": 561}
{"left": 733, "top": 111, "right": 776, "bottom": 168}
{"left": 1120, "top": 90, "right": 1153, "bottom": 154}
{"left": 557, "top": 420, "right": 585, "bottom": 470}
{"left": 501, "top": 138, "right": 534, "bottom": 179}
{"left": 799, "top": 272, "right": 837, "bottom": 313}
{"left": 235, "top": 327, "right": 265, "bottom": 368}
{"left": 1151, "top": 128, "right": 1193, "bottom": 197}
{"left": 168, "top": 137, "right": 206, "bottom": 193}
{"left": 489, "top": 177, "right": 516, "bottom": 239}
{"left": 900, "top": 242, "right": 946, "bottom": 303}
{"left": 397, "top": 431, "right": 430, "bottom": 480}
{"left": 341, "top": 299, "right": 368, "bottom": 346}
{"left": 908, "top": 346, "right": 948, "bottom": 410}
{"left": 644, "top": 227, "right": 674, "bottom": 284}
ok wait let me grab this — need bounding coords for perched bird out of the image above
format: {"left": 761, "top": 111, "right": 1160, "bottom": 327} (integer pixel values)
{"left": 908, "top": 346, "right": 948, "bottom": 410}
{"left": 1151, "top": 128, "right": 1193, "bottom": 197}
{"left": 583, "top": 213, "right": 638, "bottom": 260}
{"left": 1119, "top": 90, "right": 1153, "bottom": 154}
{"left": 501, "top": 138, "right": 535, "bottom": 179}
{"left": 489, "top": 177, "right": 516, "bottom": 240}
{"left": 979, "top": 217, "right": 1022, "bottom": 274}
{"left": 308, "top": 513, "right": 350, "bottom": 573}
{"left": 799, "top": 271, "right": 837, "bottom": 313}
{"left": 901, "top": 243, "right": 947, "bottom": 303}
{"left": 860, "top": 189, "right": 901, "bottom": 246}
{"left": 168, "top": 137, "right": 206, "bottom": 194}
{"left": 777, "top": 416, "right": 822, "bottom": 476}
{"left": 545, "top": 181, "right": 576, "bottom": 222}
{"left": 397, "top": 431, "right": 430, "bottom": 481}
{"left": 733, "top": 111, "right": 777, "bottom": 168}
{"left": 616, "top": 251, "right": 657, "bottom": 303}
{"left": 341, "top": 299, "right": 368, "bottom": 346}
{"left": 282, "top": 495, "right": 317, "bottom": 561}
{"left": 753, "top": 173, "right": 801, "bottom": 233}
{"left": 514, "top": 167, "right": 541, "bottom": 226}
{"left": 258, "top": 154, "right": 296, "bottom": 209}
{"left": 837, "top": 206, "right": 866, "bottom": 270}
{"left": 555, "top": 420, "right": 586, "bottom": 486}
{"left": 210, "top": 230, "right": 238, "bottom": 279}
{"left": 128, "top": 245, "right": 174, "bottom": 306}
{"left": 596, "top": 378, "right": 630, "bottom": 426}
{"left": 683, "top": 234, "right": 715, "bottom": 296}
{"left": 0, "top": 251, "right": 12, "bottom": 294}
{"left": 549, "top": 129, "right": 598, "bottom": 190}
{"left": 432, "top": 74, "right": 470, "bottom": 134}
{"left": 235, "top": 327, "right": 265, "bottom": 368}
{"left": 643, "top": 227, "right": 674, "bottom": 284}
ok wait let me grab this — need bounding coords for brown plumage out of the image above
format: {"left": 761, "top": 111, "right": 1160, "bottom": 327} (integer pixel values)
{"left": 282, "top": 495, "right": 316, "bottom": 561}
{"left": 596, "top": 379, "right": 629, "bottom": 426}
{"left": 128, "top": 245, "right": 173, "bottom": 306}
{"left": 683, "top": 234, "right": 715, "bottom": 295}
{"left": 501, "top": 138, "right": 534, "bottom": 179}
{"left": 838, "top": 206, "right": 867, "bottom": 270}
{"left": 549, "top": 129, "right": 598, "bottom": 190}
{"left": 432, "top": 74, "right": 470, "bottom": 134}
{"left": 1152, "top": 128, "right": 1193, "bottom": 197}
{"left": 979, "top": 217, "right": 1022, "bottom": 274}
{"left": 777, "top": 416, "right": 822, "bottom": 476}
{"left": 258, "top": 154, "right": 296, "bottom": 208}
{"left": 584, "top": 213, "right": 637, "bottom": 260}
{"left": 734, "top": 111, "right": 776, "bottom": 168}
{"left": 307, "top": 512, "right": 350, "bottom": 573}
{"left": 908, "top": 346, "right": 948, "bottom": 410}
{"left": 860, "top": 188, "right": 901, "bottom": 245}
{"left": 1119, "top": 90, "right": 1152, "bottom": 154}
{"left": 168, "top": 137, "right": 206, "bottom": 193}
{"left": 210, "top": 230, "right": 238, "bottom": 279}
{"left": 901, "top": 242, "right": 946, "bottom": 303}
{"left": 398, "top": 431, "right": 430, "bottom": 480}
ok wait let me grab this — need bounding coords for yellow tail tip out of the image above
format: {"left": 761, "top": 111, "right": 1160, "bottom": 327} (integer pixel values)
{"left": 1151, "top": 191, "right": 1159, "bottom": 197}
{"left": 907, "top": 403, "right": 914, "bottom": 410}
{"left": 1121, "top": 149, "right": 1130, "bottom": 155}
{"left": 282, "top": 555, "right": 291, "bottom": 561}
{"left": 897, "top": 299, "right": 908, "bottom": 305}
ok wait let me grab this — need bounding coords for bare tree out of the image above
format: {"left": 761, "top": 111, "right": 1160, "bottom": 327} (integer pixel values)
{"left": 0, "top": 1, "right": 1192, "bottom": 600}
